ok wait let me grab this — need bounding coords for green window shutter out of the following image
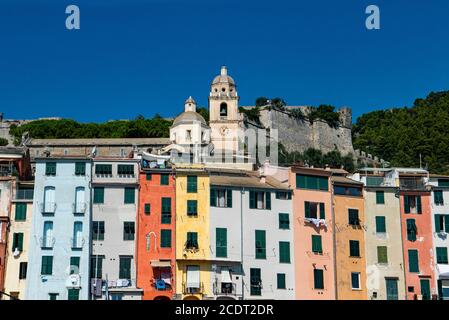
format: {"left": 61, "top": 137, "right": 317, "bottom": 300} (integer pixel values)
{"left": 376, "top": 191, "right": 385, "bottom": 204}
{"left": 312, "top": 235, "right": 323, "bottom": 254}
{"left": 277, "top": 273, "right": 286, "bottom": 289}
{"left": 68, "top": 289, "right": 79, "bottom": 301}
{"left": 15, "top": 203, "right": 27, "bottom": 221}
{"left": 314, "top": 269, "right": 324, "bottom": 289}
{"left": 117, "top": 165, "right": 134, "bottom": 175}
{"left": 75, "top": 162, "right": 85, "bottom": 176}
{"left": 434, "top": 191, "right": 444, "bottom": 205}
{"left": 349, "top": 240, "right": 360, "bottom": 257}
{"left": 45, "top": 162, "right": 56, "bottom": 175}
{"left": 161, "top": 197, "right": 172, "bottom": 224}
{"left": 319, "top": 203, "right": 325, "bottom": 219}
{"left": 275, "top": 192, "right": 280, "bottom": 199}
{"left": 146, "top": 173, "right": 152, "bottom": 181}
{"left": 160, "top": 229, "right": 172, "bottom": 248}
{"left": 12, "top": 233, "right": 24, "bottom": 251}
{"left": 90, "top": 256, "right": 104, "bottom": 278}
{"left": 404, "top": 196, "right": 410, "bottom": 214}
{"left": 123, "top": 222, "right": 135, "bottom": 241}
{"left": 186, "top": 232, "right": 198, "bottom": 248}
{"left": 124, "top": 187, "right": 135, "bottom": 204}
{"left": 377, "top": 246, "right": 388, "bottom": 264}
{"left": 216, "top": 228, "right": 227, "bottom": 258}
{"left": 187, "top": 176, "right": 198, "bottom": 193}
{"left": 41, "top": 256, "right": 53, "bottom": 275}
{"left": 187, "top": 200, "right": 198, "bottom": 216}
{"left": 279, "top": 241, "right": 290, "bottom": 263}
{"left": 416, "top": 196, "right": 422, "bottom": 214}
{"left": 444, "top": 215, "right": 449, "bottom": 233}
{"left": 265, "top": 192, "right": 271, "bottom": 210}
{"left": 279, "top": 213, "right": 290, "bottom": 229}
{"left": 406, "top": 219, "right": 417, "bottom": 241}
{"left": 376, "top": 216, "right": 386, "bottom": 233}
{"left": 408, "top": 250, "right": 419, "bottom": 272}
{"left": 249, "top": 191, "right": 256, "bottom": 209}
{"left": 119, "top": 257, "right": 132, "bottom": 279}
{"left": 93, "top": 187, "right": 104, "bottom": 204}
{"left": 436, "top": 247, "right": 449, "bottom": 264}
{"left": 296, "top": 174, "right": 306, "bottom": 189}
{"left": 70, "top": 257, "right": 80, "bottom": 275}
{"left": 255, "top": 230, "right": 266, "bottom": 259}
{"left": 160, "top": 174, "right": 169, "bottom": 185}
{"left": 435, "top": 215, "right": 442, "bottom": 232}
{"left": 318, "top": 177, "right": 329, "bottom": 191}
{"left": 210, "top": 188, "right": 217, "bottom": 207}
{"left": 304, "top": 202, "right": 311, "bottom": 218}
{"left": 250, "top": 268, "right": 262, "bottom": 295}
{"left": 144, "top": 203, "right": 151, "bottom": 214}
{"left": 226, "top": 189, "right": 232, "bottom": 208}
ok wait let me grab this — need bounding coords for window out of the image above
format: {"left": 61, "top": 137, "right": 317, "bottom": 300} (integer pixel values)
{"left": 49, "top": 293, "right": 59, "bottom": 300}
{"left": 123, "top": 222, "right": 135, "bottom": 241}
{"left": 75, "top": 162, "right": 85, "bottom": 176}
{"left": 376, "top": 191, "right": 385, "bottom": 204}
{"left": 146, "top": 173, "right": 152, "bottom": 181}
{"left": 144, "top": 203, "right": 151, "bottom": 214}
{"left": 312, "top": 235, "right": 323, "bottom": 254}
{"left": 70, "top": 257, "right": 80, "bottom": 275}
{"left": 19, "top": 262, "right": 27, "bottom": 280}
{"left": 41, "top": 256, "right": 53, "bottom": 275}
{"left": 12, "top": 233, "right": 23, "bottom": 252}
{"left": 95, "top": 164, "right": 112, "bottom": 175}
{"left": 119, "top": 256, "right": 132, "bottom": 279}
{"left": 375, "top": 216, "right": 386, "bottom": 233}
{"left": 348, "top": 209, "right": 360, "bottom": 226}
{"left": 186, "top": 130, "right": 192, "bottom": 141}
{"left": 117, "top": 164, "right": 134, "bottom": 175}
{"left": 304, "top": 202, "right": 325, "bottom": 219}
{"left": 45, "top": 162, "right": 56, "bottom": 176}
{"left": 249, "top": 191, "right": 271, "bottom": 210}
{"left": 160, "top": 229, "right": 172, "bottom": 248}
{"left": 187, "top": 200, "right": 198, "bottom": 217}
{"left": 90, "top": 255, "right": 104, "bottom": 278}
{"left": 313, "top": 269, "right": 324, "bottom": 290}
{"left": 43, "top": 186, "right": 56, "bottom": 213}
{"left": 351, "top": 272, "right": 361, "bottom": 290}
{"left": 187, "top": 176, "right": 198, "bottom": 193}
{"left": 210, "top": 188, "right": 232, "bottom": 208}
{"left": 279, "top": 241, "right": 291, "bottom": 263}
{"left": 220, "top": 102, "right": 228, "bottom": 117}
{"left": 377, "top": 246, "right": 388, "bottom": 264}
{"left": 334, "top": 186, "right": 362, "bottom": 197}
{"left": 124, "top": 187, "right": 135, "bottom": 204}
{"left": 349, "top": 240, "right": 360, "bottom": 257}
{"left": 93, "top": 187, "right": 104, "bottom": 204}
{"left": 14, "top": 203, "right": 27, "bottom": 221}
{"left": 436, "top": 247, "right": 448, "bottom": 264}
{"left": 160, "top": 174, "right": 169, "bottom": 185}
{"left": 255, "top": 230, "right": 266, "bottom": 259}
{"left": 279, "top": 213, "right": 290, "bottom": 229}
{"left": 42, "top": 221, "right": 53, "bottom": 248}
{"left": 186, "top": 232, "right": 199, "bottom": 249}
{"left": 92, "top": 221, "right": 105, "bottom": 241}
{"left": 296, "top": 174, "right": 328, "bottom": 191}
{"left": 161, "top": 197, "right": 172, "bottom": 224}
{"left": 250, "top": 268, "right": 262, "bottom": 296}
{"left": 275, "top": 191, "right": 292, "bottom": 200}
{"left": 277, "top": 273, "right": 286, "bottom": 289}
{"left": 74, "top": 187, "right": 85, "bottom": 214}
{"left": 438, "top": 179, "right": 449, "bottom": 187}
{"left": 408, "top": 249, "right": 419, "bottom": 273}
{"left": 68, "top": 289, "right": 79, "bottom": 301}
{"left": 434, "top": 190, "right": 444, "bottom": 205}
{"left": 216, "top": 228, "right": 227, "bottom": 258}
{"left": 404, "top": 195, "right": 422, "bottom": 214}
{"left": 406, "top": 219, "right": 417, "bottom": 241}
{"left": 72, "top": 222, "right": 83, "bottom": 249}
{"left": 435, "top": 214, "right": 449, "bottom": 233}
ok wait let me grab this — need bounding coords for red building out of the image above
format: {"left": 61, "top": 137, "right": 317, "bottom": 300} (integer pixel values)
{"left": 399, "top": 171, "right": 436, "bottom": 300}
{"left": 136, "top": 159, "right": 175, "bottom": 300}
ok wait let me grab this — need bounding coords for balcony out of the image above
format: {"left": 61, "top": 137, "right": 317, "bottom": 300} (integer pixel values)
{"left": 40, "top": 202, "right": 56, "bottom": 215}
{"left": 71, "top": 237, "right": 85, "bottom": 250}
{"left": 400, "top": 178, "right": 426, "bottom": 190}
{"left": 15, "top": 189, "right": 34, "bottom": 200}
{"left": 182, "top": 283, "right": 204, "bottom": 295}
{"left": 40, "top": 236, "right": 55, "bottom": 249}
{"left": 72, "top": 202, "right": 87, "bottom": 215}
{"left": 213, "top": 282, "right": 237, "bottom": 296}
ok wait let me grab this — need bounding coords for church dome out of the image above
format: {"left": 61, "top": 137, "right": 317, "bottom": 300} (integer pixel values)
{"left": 173, "top": 111, "right": 206, "bottom": 126}
{"left": 212, "top": 66, "right": 235, "bottom": 86}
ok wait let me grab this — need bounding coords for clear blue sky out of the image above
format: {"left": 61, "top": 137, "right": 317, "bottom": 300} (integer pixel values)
{"left": 1, "top": 0, "right": 449, "bottom": 123}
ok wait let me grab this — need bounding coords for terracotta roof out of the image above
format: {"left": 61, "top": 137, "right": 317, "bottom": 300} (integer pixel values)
{"left": 210, "top": 170, "right": 289, "bottom": 190}
{"left": 331, "top": 176, "right": 363, "bottom": 186}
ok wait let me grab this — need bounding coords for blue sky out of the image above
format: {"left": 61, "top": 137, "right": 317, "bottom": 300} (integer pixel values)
{"left": 1, "top": 0, "right": 449, "bottom": 123}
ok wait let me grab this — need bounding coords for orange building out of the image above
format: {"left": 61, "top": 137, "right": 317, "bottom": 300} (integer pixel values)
{"left": 332, "top": 175, "right": 367, "bottom": 300}
{"left": 136, "top": 161, "right": 175, "bottom": 300}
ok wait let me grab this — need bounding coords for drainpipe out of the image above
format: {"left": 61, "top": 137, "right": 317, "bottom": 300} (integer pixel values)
{"left": 330, "top": 173, "right": 338, "bottom": 300}
{"left": 240, "top": 187, "right": 244, "bottom": 300}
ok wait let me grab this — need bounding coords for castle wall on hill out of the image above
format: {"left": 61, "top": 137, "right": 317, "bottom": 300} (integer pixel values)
{"left": 248, "top": 107, "right": 355, "bottom": 156}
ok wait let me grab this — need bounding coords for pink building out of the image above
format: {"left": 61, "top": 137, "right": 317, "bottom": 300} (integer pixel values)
{"left": 289, "top": 167, "right": 335, "bottom": 300}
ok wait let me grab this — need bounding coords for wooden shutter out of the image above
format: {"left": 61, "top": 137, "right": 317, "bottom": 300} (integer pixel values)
{"left": 304, "top": 202, "right": 311, "bottom": 218}
{"left": 249, "top": 191, "right": 256, "bottom": 209}
{"left": 408, "top": 250, "right": 419, "bottom": 272}
{"left": 216, "top": 228, "right": 227, "bottom": 258}
{"left": 435, "top": 215, "right": 442, "bottom": 232}
{"left": 404, "top": 196, "right": 410, "bottom": 214}
{"left": 226, "top": 189, "right": 232, "bottom": 208}
{"left": 255, "top": 230, "right": 266, "bottom": 259}
{"left": 377, "top": 246, "right": 388, "bottom": 264}
{"left": 376, "top": 216, "right": 386, "bottom": 233}
{"left": 265, "top": 192, "right": 271, "bottom": 210}
{"left": 144, "top": 203, "right": 151, "bottom": 214}
{"left": 444, "top": 215, "right": 449, "bottom": 233}
{"left": 279, "top": 242, "right": 290, "bottom": 263}
{"left": 319, "top": 203, "right": 325, "bottom": 219}
{"left": 210, "top": 188, "right": 217, "bottom": 207}
{"left": 417, "top": 196, "right": 422, "bottom": 214}
{"left": 314, "top": 269, "right": 324, "bottom": 289}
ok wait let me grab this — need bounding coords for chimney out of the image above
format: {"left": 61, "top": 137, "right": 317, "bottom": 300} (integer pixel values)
{"left": 259, "top": 167, "right": 266, "bottom": 184}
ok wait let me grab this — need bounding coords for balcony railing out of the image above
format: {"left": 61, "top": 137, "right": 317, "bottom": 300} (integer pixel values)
{"left": 40, "top": 236, "right": 55, "bottom": 249}
{"left": 15, "top": 189, "right": 34, "bottom": 200}
{"left": 182, "top": 283, "right": 204, "bottom": 295}
{"left": 40, "top": 202, "right": 56, "bottom": 214}
{"left": 72, "top": 202, "right": 87, "bottom": 214}
{"left": 400, "top": 179, "right": 426, "bottom": 190}
{"left": 213, "top": 282, "right": 237, "bottom": 296}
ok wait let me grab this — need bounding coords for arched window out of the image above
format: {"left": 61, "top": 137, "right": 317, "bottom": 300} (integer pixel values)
{"left": 220, "top": 103, "right": 228, "bottom": 117}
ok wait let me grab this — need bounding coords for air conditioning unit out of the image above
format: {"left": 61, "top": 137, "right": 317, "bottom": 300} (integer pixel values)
{"left": 66, "top": 274, "right": 81, "bottom": 288}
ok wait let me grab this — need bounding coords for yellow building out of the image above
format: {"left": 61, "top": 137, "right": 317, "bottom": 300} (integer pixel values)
{"left": 332, "top": 176, "right": 367, "bottom": 300}
{"left": 3, "top": 182, "right": 34, "bottom": 300}
{"left": 174, "top": 164, "right": 211, "bottom": 300}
